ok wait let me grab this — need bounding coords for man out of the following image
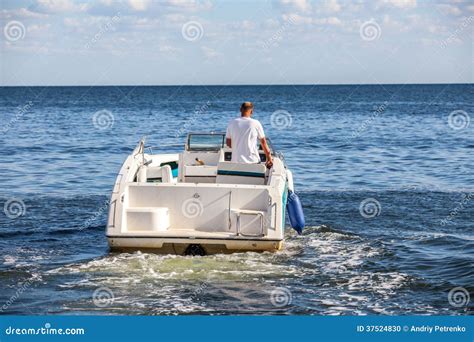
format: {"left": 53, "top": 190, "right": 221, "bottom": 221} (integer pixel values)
{"left": 226, "top": 102, "right": 273, "bottom": 168}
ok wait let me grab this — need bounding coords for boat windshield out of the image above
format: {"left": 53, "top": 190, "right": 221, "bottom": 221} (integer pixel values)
{"left": 187, "top": 133, "right": 226, "bottom": 151}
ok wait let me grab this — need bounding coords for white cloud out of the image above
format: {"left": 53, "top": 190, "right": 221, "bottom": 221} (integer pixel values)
{"left": 63, "top": 17, "right": 81, "bottom": 27}
{"left": 30, "top": 0, "right": 89, "bottom": 14}
{"left": 241, "top": 20, "right": 257, "bottom": 30}
{"left": 201, "top": 46, "right": 221, "bottom": 58}
{"left": 278, "top": 0, "right": 312, "bottom": 13}
{"left": 99, "top": 0, "right": 211, "bottom": 15}
{"left": 323, "top": 0, "right": 341, "bottom": 13}
{"left": 282, "top": 13, "right": 341, "bottom": 26}
{"left": 282, "top": 13, "right": 312, "bottom": 25}
{"left": 0, "top": 7, "right": 48, "bottom": 19}
{"left": 163, "top": 14, "right": 186, "bottom": 23}
{"left": 437, "top": 4, "right": 462, "bottom": 16}
{"left": 130, "top": 17, "right": 160, "bottom": 30}
{"left": 63, "top": 15, "right": 121, "bottom": 27}
{"left": 128, "top": 0, "right": 151, "bottom": 11}
{"left": 159, "top": 44, "right": 179, "bottom": 53}
{"left": 326, "top": 16, "right": 341, "bottom": 25}
{"left": 377, "top": 0, "right": 417, "bottom": 9}
{"left": 382, "top": 14, "right": 405, "bottom": 30}
{"left": 157, "top": 0, "right": 212, "bottom": 12}
{"left": 467, "top": 5, "right": 474, "bottom": 12}
{"left": 27, "top": 23, "right": 51, "bottom": 34}
{"left": 263, "top": 18, "right": 280, "bottom": 29}
{"left": 228, "top": 20, "right": 257, "bottom": 31}
{"left": 313, "top": 16, "right": 342, "bottom": 25}
{"left": 166, "top": 0, "right": 206, "bottom": 9}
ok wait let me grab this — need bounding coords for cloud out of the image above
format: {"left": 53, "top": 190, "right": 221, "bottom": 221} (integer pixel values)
{"left": 29, "top": 0, "right": 89, "bottom": 14}
{"left": 164, "top": 13, "right": 187, "bottom": 23}
{"left": 241, "top": 20, "right": 257, "bottom": 30}
{"left": 323, "top": 0, "right": 341, "bottom": 13}
{"left": 165, "top": 0, "right": 212, "bottom": 10}
{"left": 278, "top": 0, "right": 312, "bottom": 13}
{"left": 382, "top": 14, "right": 407, "bottom": 31}
{"left": 201, "top": 46, "right": 221, "bottom": 58}
{"left": 326, "top": 16, "right": 341, "bottom": 25}
{"left": 27, "top": 23, "right": 52, "bottom": 35}
{"left": 128, "top": 0, "right": 151, "bottom": 11}
{"left": 125, "top": 17, "right": 161, "bottom": 30}
{"left": 282, "top": 13, "right": 341, "bottom": 26}
{"left": 282, "top": 13, "right": 312, "bottom": 25}
{"left": 437, "top": 4, "right": 462, "bottom": 16}
{"left": 314, "top": 16, "right": 341, "bottom": 25}
{"left": 263, "top": 18, "right": 280, "bottom": 29}
{"left": 159, "top": 44, "right": 179, "bottom": 53}
{"left": 0, "top": 7, "right": 48, "bottom": 19}
{"left": 377, "top": 0, "right": 417, "bottom": 9}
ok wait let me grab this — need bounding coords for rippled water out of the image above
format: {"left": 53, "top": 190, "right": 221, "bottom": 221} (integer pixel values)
{"left": 0, "top": 85, "right": 473, "bottom": 315}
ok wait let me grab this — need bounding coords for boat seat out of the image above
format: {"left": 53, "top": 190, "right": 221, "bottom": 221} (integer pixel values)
{"left": 216, "top": 162, "right": 267, "bottom": 185}
{"left": 143, "top": 165, "right": 173, "bottom": 183}
{"left": 184, "top": 165, "right": 217, "bottom": 177}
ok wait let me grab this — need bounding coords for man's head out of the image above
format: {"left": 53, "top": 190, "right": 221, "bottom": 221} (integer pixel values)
{"left": 240, "top": 102, "right": 254, "bottom": 117}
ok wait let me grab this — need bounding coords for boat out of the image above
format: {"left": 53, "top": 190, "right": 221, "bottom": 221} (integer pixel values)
{"left": 106, "top": 132, "right": 304, "bottom": 255}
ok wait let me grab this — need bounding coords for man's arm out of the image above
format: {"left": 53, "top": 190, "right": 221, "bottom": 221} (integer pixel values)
{"left": 226, "top": 121, "right": 232, "bottom": 148}
{"left": 260, "top": 138, "right": 273, "bottom": 168}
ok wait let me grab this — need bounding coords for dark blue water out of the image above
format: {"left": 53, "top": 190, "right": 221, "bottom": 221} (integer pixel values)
{"left": 0, "top": 84, "right": 473, "bottom": 315}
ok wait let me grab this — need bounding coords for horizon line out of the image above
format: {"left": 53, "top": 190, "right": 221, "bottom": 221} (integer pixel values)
{"left": 1, "top": 82, "right": 472, "bottom": 88}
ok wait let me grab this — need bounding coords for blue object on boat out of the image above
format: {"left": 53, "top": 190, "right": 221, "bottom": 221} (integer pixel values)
{"left": 286, "top": 190, "right": 305, "bottom": 234}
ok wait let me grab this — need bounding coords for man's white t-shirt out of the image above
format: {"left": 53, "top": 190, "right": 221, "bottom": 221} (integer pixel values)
{"left": 226, "top": 117, "right": 265, "bottom": 163}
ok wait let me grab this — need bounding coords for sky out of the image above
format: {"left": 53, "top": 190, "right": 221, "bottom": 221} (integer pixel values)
{"left": 0, "top": 0, "right": 473, "bottom": 86}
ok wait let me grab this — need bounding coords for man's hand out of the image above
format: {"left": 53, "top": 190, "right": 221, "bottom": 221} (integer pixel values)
{"left": 260, "top": 137, "right": 273, "bottom": 169}
{"left": 265, "top": 157, "right": 273, "bottom": 169}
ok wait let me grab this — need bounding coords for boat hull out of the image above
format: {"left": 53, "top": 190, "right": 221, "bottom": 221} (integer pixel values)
{"left": 107, "top": 236, "right": 283, "bottom": 254}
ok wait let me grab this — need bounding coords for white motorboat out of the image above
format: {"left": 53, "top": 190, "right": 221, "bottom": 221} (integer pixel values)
{"left": 106, "top": 133, "right": 304, "bottom": 255}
